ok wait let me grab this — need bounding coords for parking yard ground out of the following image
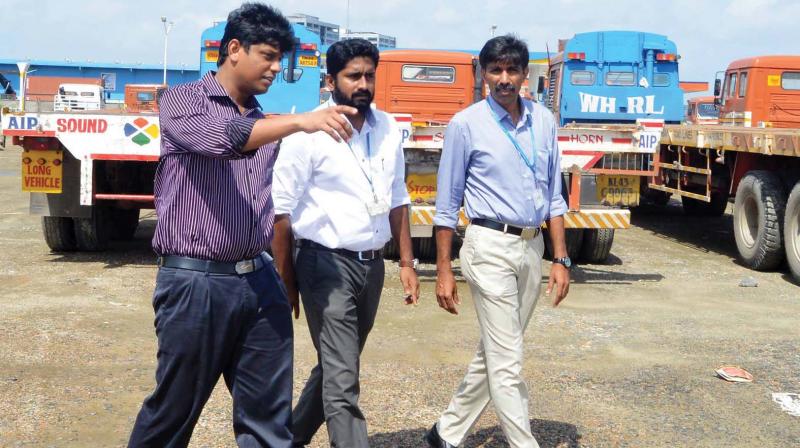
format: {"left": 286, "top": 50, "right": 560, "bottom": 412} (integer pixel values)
{"left": 0, "top": 144, "right": 798, "bottom": 447}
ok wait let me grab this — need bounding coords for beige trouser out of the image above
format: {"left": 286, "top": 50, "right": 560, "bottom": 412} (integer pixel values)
{"left": 438, "top": 224, "right": 544, "bottom": 448}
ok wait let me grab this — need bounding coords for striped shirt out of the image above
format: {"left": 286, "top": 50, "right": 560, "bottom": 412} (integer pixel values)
{"left": 152, "top": 71, "right": 278, "bottom": 262}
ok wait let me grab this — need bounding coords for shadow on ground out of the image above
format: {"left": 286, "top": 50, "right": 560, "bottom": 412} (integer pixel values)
{"left": 630, "top": 200, "right": 738, "bottom": 259}
{"left": 369, "top": 419, "right": 581, "bottom": 447}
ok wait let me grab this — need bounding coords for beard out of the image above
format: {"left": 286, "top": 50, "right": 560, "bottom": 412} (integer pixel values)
{"left": 332, "top": 86, "right": 373, "bottom": 115}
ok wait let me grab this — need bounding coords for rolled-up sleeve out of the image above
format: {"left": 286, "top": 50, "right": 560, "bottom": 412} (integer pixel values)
{"left": 390, "top": 129, "right": 411, "bottom": 209}
{"left": 546, "top": 119, "right": 568, "bottom": 219}
{"left": 433, "top": 119, "right": 469, "bottom": 229}
{"left": 159, "top": 87, "right": 257, "bottom": 158}
{"left": 273, "top": 133, "right": 313, "bottom": 216}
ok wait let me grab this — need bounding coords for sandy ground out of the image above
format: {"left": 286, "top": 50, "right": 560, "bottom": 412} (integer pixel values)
{"left": 0, "top": 144, "right": 798, "bottom": 447}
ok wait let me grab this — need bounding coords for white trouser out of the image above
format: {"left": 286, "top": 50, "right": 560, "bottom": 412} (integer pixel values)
{"left": 438, "top": 224, "right": 544, "bottom": 448}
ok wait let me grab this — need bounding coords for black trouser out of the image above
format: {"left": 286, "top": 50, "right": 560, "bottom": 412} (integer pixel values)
{"left": 128, "top": 261, "right": 294, "bottom": 448}
{"left": 291, "top": 246, "right": 385, "bottom": 448}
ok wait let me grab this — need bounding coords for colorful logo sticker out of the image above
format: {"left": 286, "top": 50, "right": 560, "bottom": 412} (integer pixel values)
{"left": 124, "top": 117, "right": 160, "bottom": 146}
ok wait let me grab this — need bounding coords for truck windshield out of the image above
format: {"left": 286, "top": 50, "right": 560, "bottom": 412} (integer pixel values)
{"left": 697, "top": 103, "right": 719, "bottom": 118}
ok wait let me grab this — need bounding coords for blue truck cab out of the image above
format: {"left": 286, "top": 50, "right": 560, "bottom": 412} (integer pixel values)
{"left": 545, "top": 31, "right": 683, "bottom": 125}
{"left": 199, "top": 22, "right": 322, "bottom": 114}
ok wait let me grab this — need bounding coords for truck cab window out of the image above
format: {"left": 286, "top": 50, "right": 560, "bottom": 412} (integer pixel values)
{"left": 654, "top": 73, "right": 670, "bottom": 87}
{"left": 727, "top": 73, "right": 738, "bottom": 99}
{"left": 781, "top": 72, "right": 800, "bottom": 90}
{"left": 570, "top": 71, "right": 595, "bottom": 86}
{"left": 606, "top": 71, "right": 635, "bottom": 86}
{"left": 738, "top": 72, "right": 748, "bottom": 97}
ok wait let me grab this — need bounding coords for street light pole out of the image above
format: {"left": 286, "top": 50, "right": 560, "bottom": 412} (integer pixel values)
{"left": 161, "top": 16, "right": 174, "bottom": 85}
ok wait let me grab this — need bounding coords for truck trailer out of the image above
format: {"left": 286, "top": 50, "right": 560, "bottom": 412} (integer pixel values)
{"left": 650, "top": 55, "right": 800, "bottom": 281}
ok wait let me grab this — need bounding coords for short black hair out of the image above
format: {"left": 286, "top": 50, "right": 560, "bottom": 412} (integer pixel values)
{"left": 479, "top": 34, "right": 529, "bottom": 71}
{"left": 326, "top": 38, "right": 380, "bottom": 78}
{"left": 217, "top": 3, "right": 295, "bottom": 67}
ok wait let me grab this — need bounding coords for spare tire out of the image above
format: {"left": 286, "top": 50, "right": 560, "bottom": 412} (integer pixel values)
{"left": 733, "top": 171, "right": 786, "bottom": 270}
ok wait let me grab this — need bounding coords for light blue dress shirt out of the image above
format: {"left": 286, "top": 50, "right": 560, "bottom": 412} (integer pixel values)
{"left": 434, "top": 95, "right": 568, "bottom": 229}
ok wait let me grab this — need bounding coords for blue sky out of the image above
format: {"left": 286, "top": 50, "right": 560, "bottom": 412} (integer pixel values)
{"left": 3, "top": 0, "right": 799, "bottom": 90}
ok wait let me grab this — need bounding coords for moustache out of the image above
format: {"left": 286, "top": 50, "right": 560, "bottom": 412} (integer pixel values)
{"left": 495, "top": 84, "right": 516, "bottom": 93}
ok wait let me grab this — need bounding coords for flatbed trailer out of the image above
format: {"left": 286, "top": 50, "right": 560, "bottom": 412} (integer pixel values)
{"left": 651, "top": 123, "right": 800, "bottom": 281}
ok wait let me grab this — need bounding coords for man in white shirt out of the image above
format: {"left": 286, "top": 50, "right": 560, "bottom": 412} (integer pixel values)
{"left": 271, "top": 38, "right": 420, "bottom": 447}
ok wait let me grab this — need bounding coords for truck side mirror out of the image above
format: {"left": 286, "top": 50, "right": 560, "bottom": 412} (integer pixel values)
{"left": 713, "top": 79, "right": 721, "bottom": 97}
{"left": 537, "top": 76, "right": 545, "bottom": 94}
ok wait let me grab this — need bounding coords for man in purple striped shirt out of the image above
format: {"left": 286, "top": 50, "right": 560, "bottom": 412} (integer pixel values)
{"left": 128, "top": 4, "right": 356, "bottom": 447}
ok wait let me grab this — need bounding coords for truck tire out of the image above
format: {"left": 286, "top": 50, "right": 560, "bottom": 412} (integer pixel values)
{"left": 383, "top": 239, "right": 399, "bottom": 259}
{"left": 580, "top": 229, "right": 615, "bottom": 263}
{"left": 75, "top": 206, "right": 113, "bottom": 251}
{"left": 784, "top": 182, "right": 800, "bottom": 283}
{"left": 111, "top": 208, "right": 140, "bottom": 241}
{"left": 41, "top": 216, "right": 77, "bottom": 252}
{"left": 414, "top": 237, "right": 436, "bottom": 261}
{"left": 543, "top": 229, "right": 584, "bottom": 260}
{"left": 733, "top": 171, "right": 786, "bottom": 270}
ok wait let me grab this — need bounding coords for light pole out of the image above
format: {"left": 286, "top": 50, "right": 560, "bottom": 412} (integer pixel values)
{"left": 161, "top": 16, "right": 174, "bottom": 85}
{"left": 491, "top": 24, "right": 497, "bottom": 37}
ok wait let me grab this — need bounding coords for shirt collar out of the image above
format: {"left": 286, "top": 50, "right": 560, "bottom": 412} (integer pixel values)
{"left": 325, "top": 96, "right": 377, "bottom": 130}
{"left": 486, "top": 94, "right": 532, "bottom": 127}
{"left": 202, "top": 71, "right": 262, "bottom": 111}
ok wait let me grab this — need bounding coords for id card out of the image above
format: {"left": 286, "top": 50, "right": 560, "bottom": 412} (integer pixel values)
{"left": 365, "top": 197, "right": 390, "bottom": 216}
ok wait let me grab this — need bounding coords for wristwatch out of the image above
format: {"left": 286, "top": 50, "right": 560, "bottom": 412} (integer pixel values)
{"left": 553, "top": 257, "right": 572, "bottom": 269}
{"left": 399, "top": 258, "right": 419, "bottom": 270}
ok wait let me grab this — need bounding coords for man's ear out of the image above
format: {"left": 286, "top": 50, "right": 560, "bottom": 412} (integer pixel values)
{"left": 325, "top": 74, "right": 335, "bottom": 92}
{"left": 227, "top": 39, "right": 242, "bottom": 64}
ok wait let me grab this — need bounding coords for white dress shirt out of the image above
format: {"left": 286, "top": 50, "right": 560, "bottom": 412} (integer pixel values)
{"left": 273, "top": 99, "right": 411, "bottom": 251}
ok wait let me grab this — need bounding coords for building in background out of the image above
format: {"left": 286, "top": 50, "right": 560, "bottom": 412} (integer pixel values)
{"left": 287, "top": 13, "right": 340, "bottom": 46}
{"left": 341, "top": 31, "right": 397, "bottom": 49}
{"left": 0, "top": 59, "right": 198, "bottom": 103}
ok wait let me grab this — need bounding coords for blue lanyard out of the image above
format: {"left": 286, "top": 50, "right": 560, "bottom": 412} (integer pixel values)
{"left": 489, "top": 105, "right": 536, "bottom": 175}
{"left": 345, "top": 133, "right": 378, "bottom": 201}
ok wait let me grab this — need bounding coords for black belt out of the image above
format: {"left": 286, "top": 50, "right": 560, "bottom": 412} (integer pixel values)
{"left": 471, "top": 218, "right": 541, "bottom": 239}
{"left": 157, "top": 252, "right": 270, "bottom": 275}
{"left": 297, "top": 239, "right": 383, "bottom": 261}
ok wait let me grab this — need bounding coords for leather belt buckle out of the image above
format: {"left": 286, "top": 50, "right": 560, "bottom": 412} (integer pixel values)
{"left": 235, "top": 259, "right": 255, "bottom": 274}
{"left": 357, "top": 251, "right": 371, "bottom": 262}
{"left": 520, "top": 227, "right": 538, "bottom": 240}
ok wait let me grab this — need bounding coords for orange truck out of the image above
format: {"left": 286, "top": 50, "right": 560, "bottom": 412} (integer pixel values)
{"left": 650, "top": 55, "right": 800, "bottom": 281}
{"left": 374, "top": 50, "right": 659, "bottom": 261}
{"left": 685, "top": 96, "right": 719, "bottom": 125}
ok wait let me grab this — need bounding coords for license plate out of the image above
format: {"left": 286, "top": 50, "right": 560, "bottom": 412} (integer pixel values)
{"left": 21, "top": 149, "right": 63, "bottom": 193}
{"left": 596, "top": 174, "right": 639, "bottom": 206}
{"left": 298, "top": 55, "right": 318, "bottom": 67}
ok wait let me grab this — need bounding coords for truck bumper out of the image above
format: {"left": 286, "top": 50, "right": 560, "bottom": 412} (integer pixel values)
{"left": 409, "top": 206, "right": 630, "bottom": 231}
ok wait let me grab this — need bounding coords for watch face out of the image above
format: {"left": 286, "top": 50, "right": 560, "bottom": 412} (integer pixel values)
{"left": 557, "top": 257, "right": 571, "bottom": 268}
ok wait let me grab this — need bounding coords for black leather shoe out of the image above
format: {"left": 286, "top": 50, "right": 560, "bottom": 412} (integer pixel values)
{"left": 425, "top": 423, "right": 457, "bottom": 448}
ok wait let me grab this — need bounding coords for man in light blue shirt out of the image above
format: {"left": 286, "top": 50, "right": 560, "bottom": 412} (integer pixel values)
{"left": 425, "top": 35, "right": 571, "bottom": 448}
